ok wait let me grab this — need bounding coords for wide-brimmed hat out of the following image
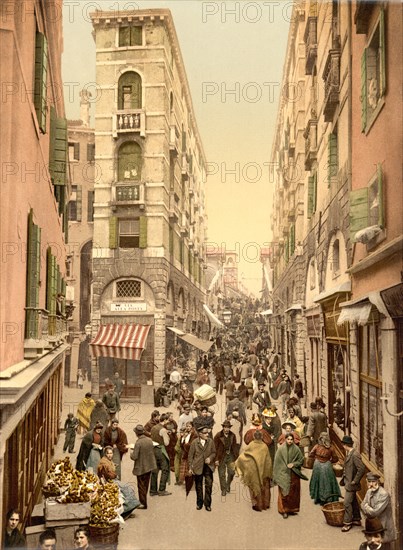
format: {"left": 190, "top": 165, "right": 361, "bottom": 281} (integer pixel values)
{"left": 222, "top": 420, "right": 232, "bottom": 428}
{"left": 362, "top": 517, "right": 385, "bottom": 535}
{"left": 281, "top": 421, "right": 296, "bottom": 430}
{"left": 341, "top": 435, "right": 354, "bottom": 447}
{"left": 262, "top": 408, "right": 276, "bottom": 418}
{"left": 134, "top": 424, "right": 145, "bottom": 435}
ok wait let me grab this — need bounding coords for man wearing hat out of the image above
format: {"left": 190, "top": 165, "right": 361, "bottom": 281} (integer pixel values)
{"left": 226, "top": 390, "right": 247, "bottom": 425}
{"left": 130, "top": 425, "right": 157, "bottom": 509}
{"left": 359, "top": 517, "right": 387, "bottom": 550}
{"left": 261, "top": 406, "right": 281, "bottom": 463}
{"left": 340, "top": 435, "right": 366, "bottom": 531}
{"left": 306, "top": 401, "right": 328, "bottom": 450}
{"left": 213, "top": 420, "right": 239, "bottom": 496}
{"left": 188, "top": 426, "right": 216, "bottom": 511}
{"left": 252, "top": 383, "right": 271, "bottom": 413}
{"left": 361, "top": 473, "right": 396, "bottom": 546}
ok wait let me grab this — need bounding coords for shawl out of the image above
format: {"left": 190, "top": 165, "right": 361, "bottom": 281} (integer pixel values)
{"left": 77, "top": 397, "right": 96, "bottom": 430}
{"left": 104, "top": 426, "right": 128, "bottom": 457}
{"left": 97, "top": 457, "right": 117, "bottom": 481}
{"left": 235, "top": 440, "right": 272, "bottom": 497}
{"left": 273, "top": 442, "right": 306, "bottom": 496}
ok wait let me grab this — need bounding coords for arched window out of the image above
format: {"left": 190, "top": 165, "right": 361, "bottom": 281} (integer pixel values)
{"left": 118, "top": 142, "right": 142, "bottom": 181}
{"left": 118, "top": 72, "right": 142, "bottom": 110}
{"left": 332, "top": 239, "right": 340, "bottom": 274}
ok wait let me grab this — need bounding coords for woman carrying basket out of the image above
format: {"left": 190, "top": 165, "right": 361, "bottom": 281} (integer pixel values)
{"left": 308, "top": 432, "right": 341, "bottom": 505}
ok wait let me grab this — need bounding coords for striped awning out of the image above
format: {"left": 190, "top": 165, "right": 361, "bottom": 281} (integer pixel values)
{"left": 90, "top": 323, "right": 151, "bottom": 360}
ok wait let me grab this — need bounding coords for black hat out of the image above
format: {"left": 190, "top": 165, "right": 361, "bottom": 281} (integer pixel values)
{"left": 222, "top": 420, "right": 232, "bottom": 428}
{"left": 366, "top": 472, "right": 381, "bottom": 482}
{"left": 341, "top": 435, "right": 354, "bottom": 447}
{"left": 362, "top": 517, "right": 385, "bottom": 535}
{"left": 197, "top": 426, "right": 210, "bottom": 434}
{"left": 134, "top": 424, "right": 145, "bottom": 435}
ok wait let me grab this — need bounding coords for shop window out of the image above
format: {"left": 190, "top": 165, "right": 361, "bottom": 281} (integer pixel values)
{"left": 359, "top": 322, "right": 383, "bottom": 470}
{"left": 118, "top": 26, "right": 142, "bottom": 47}
{"left": 117, "top": 142, "right": 142, "bottom": 181}
{"left": 361, "top": 10, "right": 386, "bottom": 132}
{"left": 118, "top": 72, "right": 142, "bottom": 110}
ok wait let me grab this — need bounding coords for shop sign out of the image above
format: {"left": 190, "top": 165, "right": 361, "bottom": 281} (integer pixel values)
{"left": 111, "top": 302, "right": 147, "bottom": 312}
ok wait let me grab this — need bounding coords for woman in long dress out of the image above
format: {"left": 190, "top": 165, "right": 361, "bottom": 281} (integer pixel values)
{"left": 77, "top": 392, "right": 96, "bottom": 434}
{"left": 235, "top": 430, "right": 272, "bottom": 512}
{"left": 273, "top": 433, "right": 307, "bottom": 518}
{"left": 308, "top": 431, "right": 341, "bottom": 505}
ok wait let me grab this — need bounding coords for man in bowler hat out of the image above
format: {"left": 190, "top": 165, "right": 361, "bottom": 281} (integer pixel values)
{"left": 359, "top": 517, "right": 387, "bottom": 550}
{"left": 213, "top": 420, "right": 239, "bottom": 496}
{"left": 340, "top": 435, "right": 366, "bottom": 532}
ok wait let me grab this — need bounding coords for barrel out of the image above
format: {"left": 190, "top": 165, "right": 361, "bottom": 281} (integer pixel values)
{"left": 89, "top": 524, "right": 120, "bottom": 550}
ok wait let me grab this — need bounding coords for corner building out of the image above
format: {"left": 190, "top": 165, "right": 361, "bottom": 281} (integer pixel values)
{"left": 89, "top": 10, "right": 208, "bottom": 401}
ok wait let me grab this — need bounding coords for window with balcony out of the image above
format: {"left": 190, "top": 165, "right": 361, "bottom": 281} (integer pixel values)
{"left": 118, "top": 26, "right": 142, "bottom": 47}
{"left": 118, "top": 142, "right": 142, "bottom": 181}
{"left": 361, "top": 10, "right": 386, "bottom": 132}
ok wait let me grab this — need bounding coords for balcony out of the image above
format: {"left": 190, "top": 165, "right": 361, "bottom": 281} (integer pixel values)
{"left": 111, "top": 183, "right": 145, "bottom": 209}
{"left": 181, "top": 153, "right": 189, "bottom": 181}
{"left": 304, "top": 119, "right": 318, "bottom": 171}
{"left": 24, "top": 309, "right": 69, "bottom": 359}
{"left": 304, "top": 17, "right": 317, "bottom": 75}
{"left": 169, "top": 193, "right": 180, "bottom": 222}
{"left": 169, "top": 125, "right": 180, "bottom": 157}
{"left": 112, "top": 109, "right": 146, "bottom": 138}
{"left": 322, "top": 46, "right": 341, "bottom": 122}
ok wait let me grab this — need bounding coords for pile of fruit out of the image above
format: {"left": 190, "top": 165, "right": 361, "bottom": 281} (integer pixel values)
{"left": 90, "top": 481, "right": 120, "bottom": 527}
{"left": 43, "top": 457, "right": 99, "bottom": 502}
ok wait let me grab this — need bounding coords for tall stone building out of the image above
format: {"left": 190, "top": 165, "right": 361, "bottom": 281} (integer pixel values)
{"left": 0, "top": 0, "right": 70, "bottom": 531}
{"left": 89, "top": 9, "right": 208, "bottom": 401}
{"left": 270, "top": 2, "right": 402, "bottom": 546}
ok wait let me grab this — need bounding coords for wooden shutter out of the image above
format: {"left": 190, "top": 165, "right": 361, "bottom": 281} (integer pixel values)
{"left": 118, "top": 142, "right": 142, "bottom": 181}
{"left": 361, "top": 49, "right": 367, "bottom": 132}
{"left": 290, "top": 224, "right": 295, "bottom": 256}
{"left": 139, "top": 216, "right": 147, "bottom": 248}
{"left": 87, "top": 143, "right": 95, "bottom": 162}
{"left": 131, "top": 26, "right": 142, "bottom": 46}
{"left": 307, "top": 176, "right": 315, "bottom": 218}
{"left": 61, "top": 279, "right": 66, "bottom": 316}
{"left": 285, "top": 238, "right": 289, "bottom": 263}
{"left": 182, "top": 130, "right": 187, "bottom": 152}
{"left": 109, "top": 217, "right": 118, "bottom": 249}
{"left": 379, "top": 10, "right": 386, "bottom": 96}
{"left": 46, "top": 248, "right": 57, "bottom": 315}
{"left": 350, "top": 188, "right": 369, "bottom": 239}
{"left": 76, "top": 186, "right": 82, "bottom": 222}
{"left": 25, "top": 211, "right": 41, "bottom": 338}
{"left": 63, "top": 203, "right": 69, "bottom": 243}
{"left": 87, "top": 190, "right": 94, "bottom": 222}
{"left": 377, "top": 164, "right": 384, "bottom": 228}
{"left": 328, "top": 133, "right": 338, "bottom": 185}
{"left": 34, "top": 31, "right": 48, "bottom": 133}
{"left": 49, "top": 107, "right": 68, "bottom": 185}
{"left": 73, "top": 142, "right": 80, "bottom": 161}
{"left": 169, "top": 226, "right": 174, "bottom": 255}
{"left": 119, "top": 27, "right": 130, "bottom": 47}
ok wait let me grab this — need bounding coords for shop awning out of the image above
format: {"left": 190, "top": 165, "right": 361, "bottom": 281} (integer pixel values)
{"left": 178, "top": 333, "right": 213, "bottom": 353}
{"left": 285, "top": 304, "right": 304, "bottom": 313}
{"left": 90, "top": 323, "right": 151, "bottom": 360}
{"left": 167, "top": 326, "right": 186, "bottom": 335}
{"left": 313, "top": 281, "right": 351, "bottom": 303}
{"left": 203, "top": 304, "right": 224, "bottom": 328}
{"left": 337, "top": 302, "right": 372, "bottom": 326}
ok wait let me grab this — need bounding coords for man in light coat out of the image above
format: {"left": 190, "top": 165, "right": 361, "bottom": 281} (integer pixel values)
{"left": 361, "top": 472, "right": 396, "bottom": 545}
{"left": 188, "top": 426, "right": 216, "bottom": 511}
{"left": 130, "top": 424, "right": 157, "bottom": 509}
{"left": 340, "top": 435, "right": 366, "bottom": 532}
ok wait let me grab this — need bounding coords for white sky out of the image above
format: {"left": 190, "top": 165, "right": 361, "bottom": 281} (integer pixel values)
{"left": 62, "top": 0, "right": 290, "bottom": 294}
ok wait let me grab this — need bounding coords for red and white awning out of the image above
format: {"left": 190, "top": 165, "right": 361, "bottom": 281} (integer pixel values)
{"left": 90, "top": 323, "right": 151, "bottom": 360}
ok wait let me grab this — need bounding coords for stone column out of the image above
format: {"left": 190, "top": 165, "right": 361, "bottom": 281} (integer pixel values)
{"left": 153, "top": 311, "right": 166, "bottom": 387}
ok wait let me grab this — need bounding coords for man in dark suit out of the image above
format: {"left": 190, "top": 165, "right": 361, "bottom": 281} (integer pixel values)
{"left": 252, "top": 382, "right": 271, "bottom": 412}
{"left": 340, "top": 435, "right": 366, "bottom": 532}
{"left": 188, "top": 426, "right": 216, "bottom": 511}
{"left": 213, "top": 420, "right": 239, "bottom": 496}
{"left": 130, "top": 424, "right": 157, "bottom": 509}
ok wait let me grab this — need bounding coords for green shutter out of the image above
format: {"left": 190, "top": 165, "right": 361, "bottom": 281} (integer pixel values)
{"left": 87, "top": 190, "right": 94, "bottom": 222}
{"left": 350, "top": 188, "right": 369, "bottom": 239}
{"left": 313, "top": 172, "right": 317, "bottom": 214}
{"left": 182, "top": 130, "right": 186, "bottom": 152}
{"left": 290, "top": 224, "right": 295, "bottom": 256}
{"left": 307, "top": 176, "right": 314, "bottom": 218}
{"left": 63, "top": 202, "right": 69, "bottom": 243}
{"left": 377, "top": 164, "right": 384, "bottom": 228}
{"left": 361, "top": 49, "right": 367, "bottom": 132}
{"left": 61, "top": 279, "right": 66, "bottom": 316}
{"left": 46, "top": 247, "right": 52, "bottom": 311}
{"left": 109, "top": 217, "right": 118, "bottom": 249}
{"left": 34, "top": 31, "right": 48, "bottom": 133}
{"left": 285, "top": 238, "right": 289, "bottom": 263}
{"left": 379, "top": 10, "right": 386, "bottom": 97}
{"left": 328, "top": 133, "right": 338, "bottom": 186}
{"left": 139, "top": 216, "right": 147, "bottom": 248}
{"left": 49, "top": 107, "right": 68, "bottom": 185}
{"left": 25, "top": 210, "right": 41, "bottom": 338}
{"left": 119, "top": 27, "right": 130, "bottom": 47}
{"left": 76, "top": 186, "right": 82, "bottom": 222}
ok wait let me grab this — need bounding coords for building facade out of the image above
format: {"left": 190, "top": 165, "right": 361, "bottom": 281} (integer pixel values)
{"left": 89, "top": 9, "right": 208, "bottom": 401}
{"left": 0, "top": 0, "right": 70, "bottom": 533}
{"left": 269, "top": 2, "right": 402, "bottom": 546}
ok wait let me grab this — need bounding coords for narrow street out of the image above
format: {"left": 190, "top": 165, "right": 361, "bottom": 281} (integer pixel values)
{"left": 52, "top": 381, "right": 365, "bottom": 550}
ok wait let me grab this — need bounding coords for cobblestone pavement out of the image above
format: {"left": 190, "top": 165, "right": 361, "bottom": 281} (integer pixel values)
{"left": 50, "top": 381, "right": 366, "bottom": 550}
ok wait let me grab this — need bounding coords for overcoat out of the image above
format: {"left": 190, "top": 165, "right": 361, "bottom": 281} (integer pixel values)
{"left": 213, "top": 430, "right": 239, "bottom": 464}
{"left": 188, "top": 437, "right": 216, "bottom": 475}
{"left": 130, "top": 434, "right": 157, "bottom": 476}
{"left": 361, "top": 486, "right": 396, "bottom": 543}
{"left": 341, "top": 449, "right": 365, "bottom": 491}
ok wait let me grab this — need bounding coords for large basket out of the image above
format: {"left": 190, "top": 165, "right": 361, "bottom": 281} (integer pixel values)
{"left": 199, "top": 395, "right": 217, "bottom": 406}
{"left": 322, "top": 496, "right": 345, "bottom": 527}
{"left": 89, "top": 523, "right": 120, "bottom": 550}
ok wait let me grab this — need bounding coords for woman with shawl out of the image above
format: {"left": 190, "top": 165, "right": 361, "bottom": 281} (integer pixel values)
{"left": 273, "top": 433, "right": 307, "bottom": 518}
{"left": 235, "top": 430, "right": 272, "bottom": 512}
{"left": 89, "top": 400, "right": 109, "bottom": 432}
{"left": 97, "top": 446, "right": 117, "bottom": 481}
{"left": 77, "top": 392, "right": 96, "bottom": 434}
{"left": 308, "top": 431, "right": 341, "bottom": 505}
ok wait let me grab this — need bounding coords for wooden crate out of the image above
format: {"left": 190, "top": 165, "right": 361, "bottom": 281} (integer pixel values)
{"left": 45, "top": 501, "right": 91, "bottom": 523}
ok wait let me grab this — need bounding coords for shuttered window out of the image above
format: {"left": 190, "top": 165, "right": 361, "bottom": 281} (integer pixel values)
{"left": 361, "top": 50, "right": 367, "bottom": 132}
{"left": 139, "top": 216, "right": 147, "bottom": 249}
{"left": 46, "top": 248, "right": 57, "bottom": 315}
{"left": 87, "top": 143, "right": 95, "bottom": 162}
{"left": 350, "top": 188, "right": 369, "bottom": 239}
{"left": 119, "top": 26, "right": 142, "bottom": 47}
{"left": 169, "top": 226, "right": 174, "bottom": 255}
{"left": 307, "top": 174, "right": 317, "bottom": 218}
{"left": 290, "top": 224, "right": 296, "bottom": 256}
{"left": 49, "top": 107, "right": 68, "bottom": 186}
{"left": 350, "top": 164, "right": 384, "bottom": 239}
{"left": 87, "top": 191, "right": 94, "bottom": 222}
{"left": 327, "top": 133, "right": 338, "bottom": 186}
{"left": 25, "top": 210, "right": 41, "bottom": 338}
{"left": 34, "top": 31, "right": 48, "bottom": 133}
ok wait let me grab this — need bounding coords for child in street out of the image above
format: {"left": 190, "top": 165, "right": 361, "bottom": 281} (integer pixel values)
{"left": 63, "top": 413, "right": 78, "bottom": 453}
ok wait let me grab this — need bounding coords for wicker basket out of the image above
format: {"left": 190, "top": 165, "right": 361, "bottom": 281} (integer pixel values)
{"left": 89, "top": 523, "right": 120, "bottom": 550}
{"left": 322, "top": 496, "right": 345, "bottom": 527}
